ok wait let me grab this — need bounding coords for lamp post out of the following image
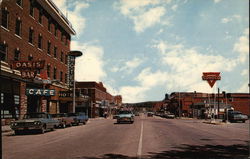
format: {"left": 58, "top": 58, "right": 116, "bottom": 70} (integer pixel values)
{"left": 68, "top": 51, "right": 82, "bottom": 113}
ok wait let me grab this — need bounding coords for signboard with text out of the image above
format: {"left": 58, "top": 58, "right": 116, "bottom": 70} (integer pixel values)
{"left": 12, "top": 60, "right": 45, "bottom": 70}
{"left": 202, "top": 72, "right": 221, "bottom": 88}
{"left": 26, "top": 89, "right": 56, "bottom": 96}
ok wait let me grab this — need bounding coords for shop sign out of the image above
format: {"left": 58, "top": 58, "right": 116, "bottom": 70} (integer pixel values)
{"left": 26, "top": 89, "right": 56, "bottom": 96}
{"left": 202, "top": 72, "right": 221, "bottom": 88}
{"left": 21, "top": 71, "right": 36, "bottom": 79}
{"left": 59, "top": 91, "right": 73, "bottom": 97}
{"left": 12, "top": 60, "right": 45, "bottom": 70}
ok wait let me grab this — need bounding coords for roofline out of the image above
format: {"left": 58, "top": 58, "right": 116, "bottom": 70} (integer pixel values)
{"left": 37, "top": 0, "right": 76, "bottom": 35}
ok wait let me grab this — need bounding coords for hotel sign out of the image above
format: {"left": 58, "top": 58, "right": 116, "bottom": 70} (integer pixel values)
{"left": 202, "top": 72, "right": 221, "bottom": 88}
{"left": 26, "top": 89, "right": 56, "bottom": 96}
{"left": 59, "top": 91, "right": 73, "bottom": 98}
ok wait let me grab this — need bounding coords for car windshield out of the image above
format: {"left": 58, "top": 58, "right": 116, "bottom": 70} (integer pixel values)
{"left": 24, "top": 113, "right": 46, "bottom": 119}
{"left": 119, "top": 111, "right": 132, "bottom": 114}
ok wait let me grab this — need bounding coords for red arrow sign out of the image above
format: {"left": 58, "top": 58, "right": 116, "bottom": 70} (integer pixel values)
{"left": 202, "top": 72, "right": 221, "bottom": 88}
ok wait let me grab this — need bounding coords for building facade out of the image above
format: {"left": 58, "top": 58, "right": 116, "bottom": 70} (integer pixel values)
{"left": 0, "top": 0, "right": 75, "bottom": 124}
{"left": 76, "top": 81, "right": 122, "bottom": 118}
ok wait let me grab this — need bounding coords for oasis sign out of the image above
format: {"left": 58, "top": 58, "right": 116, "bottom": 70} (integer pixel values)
{"left": 202, "top": 72, "right": 221, "bottom": 88}
{"left": 26, "top": 89, "right": 56, "bottom": 96}
{"left": 12, "top": 61, "right": 45, "bottom": 70}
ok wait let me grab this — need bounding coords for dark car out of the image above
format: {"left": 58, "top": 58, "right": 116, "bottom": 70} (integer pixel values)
{"left": 10, "top": 112, "right": 59, "bottom": 134}
{"left": 228, "top": 111, "right": 248, "bottom": 123}
{"left": 52, "top": 113, "right": 74, "bottom": 128}
{"left": 147, "top": 112, "right": 154, "bottom": 117}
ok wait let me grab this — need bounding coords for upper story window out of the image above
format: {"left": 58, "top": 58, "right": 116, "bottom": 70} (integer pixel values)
{"left": 29, "top": 2, "right": 34, "bottom": 17}
{"left": 16, "top": 0, "right": 22, "bottom": 7}
{"left": 61, "top": 51, "right": 64, "bottom": 62}
{"left": 54, "top": 46, "right": 57, "bottom": 58}
{"left": 1, "top": 8, "right": 9, "bottom": 29}
{"left": 47, "top": 64, "right": 51, "bottom": 78}
{"left": 53, "top": 67, "right": 57, "bottom": 79}
{"left": 0, "top": 42, "right": 8, "bottom": 61}
{"left": 15, "top": 17, "right": 22, "bottom": 36}
{"left": 60, "top": 71, "right": 63, "bottom": 82}
{"left": 65, "top": 54, "right": 68, "bottom": 65}
{"left": 54, "top": 25, "right": 58, "bottom": 37}
{"left": 38, "top": 34, "right": 43, "bottom": 49}
{"left": 29, "top": 27, "right": 34, "bottom": 44}
{"left": 14, "top": 48, "right": 20, "bottom": 61}
{"left": 28, "top": 54, "right": 33, "bottom": 61}
{"left": 48, "top": 20, "right": 51, "bottom": 32}
{"left": 65, "top": 73, "right": 68, "bottom": 84}
{"left": 39, "top": 9, "right": 43, "bottom": 24}
{"left": 47, "top": 41, "right": 51, "bottom": 55}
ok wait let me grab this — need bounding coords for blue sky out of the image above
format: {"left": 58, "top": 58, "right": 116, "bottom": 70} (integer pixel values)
{"left": 52, "top": 0, "right": 249, "bottom": 103}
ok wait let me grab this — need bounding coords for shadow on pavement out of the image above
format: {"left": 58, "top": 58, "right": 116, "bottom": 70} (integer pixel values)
{"left": 75, "top": 143, "right": 249, "bottom": 159}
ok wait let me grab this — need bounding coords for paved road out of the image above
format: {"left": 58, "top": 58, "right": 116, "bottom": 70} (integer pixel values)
{"left": 3, "top": 114, "right": 249, "bottom": 159}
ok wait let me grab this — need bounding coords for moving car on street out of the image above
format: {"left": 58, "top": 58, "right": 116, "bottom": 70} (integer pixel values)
{"left": 10, "top": 112, "right": 59, "bottom": 135}
{"left": 147, "top": 112, "right": 154, "bottom": 117}
{"left": 52, "top": 113, "right": 74, "bottom": 128}
{"left": 68, "top": 112, "right": 89, "bottom": 125}
{"left": 228, "top": 111, "right": 248, "bottom": 123}
{"left": 117, "top": 110, "right": 134, "bottom": 124}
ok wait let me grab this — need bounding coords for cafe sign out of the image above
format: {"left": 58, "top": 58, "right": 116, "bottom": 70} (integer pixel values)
{"left": 26, "top": 89, "right": 56, "bottom": 96}
{"left": 202, "top": 72, "right": 221, "bottom": 88}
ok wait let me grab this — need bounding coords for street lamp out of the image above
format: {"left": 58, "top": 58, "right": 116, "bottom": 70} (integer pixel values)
{"left": 68, "top": 51, "right": 82, "bottom": 113}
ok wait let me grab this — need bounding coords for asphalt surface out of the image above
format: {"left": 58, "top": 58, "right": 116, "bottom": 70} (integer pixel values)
{"left": 3, "top": 114, "right": 249, "bottom": 159}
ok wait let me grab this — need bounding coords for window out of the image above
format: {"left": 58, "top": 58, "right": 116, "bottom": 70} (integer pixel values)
{"left": 47, "top": 65, "right": 51, "bottom": 78}
{"left": 15, "top": 18, "right": 22, "bottom": 36}
{"left": 48, "top": 20, "right": 51, "bottom": 32}
{"left": 16, "top": 0, "right": 22, "bottom": 7}
{"left": 28, "top": 54, "right": 33, "bottom": 61}
{"left": 38, "top": 34, "right": 42, "bottom": 49}
{"left": 54, "top": 25, "right": 57, "bottom": 37}
{"left": 0, "top": 43, "right": 7, "bottom": 61}
{"left": 60, "top": 71, "right": 63, "bottom": 82}
{"left": 65, "top": 73, "right": 68, "bottom": 84}
{"left": 61, "top": 51, "right": 64, "bottom": 62}
{"left": 1, "top": 8, "right": 9, "bottom": 29}
{"left": 47, "top": 41, "right": 51, "bottom": 55}
{"left": 65, "top": 55, "right": 68, "bottom": 64}
{"left": 39, "top": 9, "right": 43, "bottom": 24}
{"left": 29, "top": 27, "right": 34, "bottom": 44}
{"left": 14, "top": 49, "right": 20, "bottom": 61}
{"left": 29, "top": 1, "right": 34, "bottom": 17}
{"left": 53, "top": 67, "right": 57, "bottom": 79}
{"left": 54, "top": 46, "right": 57, "bottom": 58}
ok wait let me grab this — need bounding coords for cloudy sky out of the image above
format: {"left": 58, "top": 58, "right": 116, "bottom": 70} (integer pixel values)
{"left": 52, "top": 0, "right": 249, "bottom": 103}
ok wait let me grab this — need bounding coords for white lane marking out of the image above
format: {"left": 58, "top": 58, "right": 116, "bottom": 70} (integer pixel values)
{"left": 137, "top": 121, "right": 144, "bottom": 158}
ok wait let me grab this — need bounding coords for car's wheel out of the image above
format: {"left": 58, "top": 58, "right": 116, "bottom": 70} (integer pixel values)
{"left": 242, "top": 120, "right": 245, "bottom": 123}
{"left": 40, "top": 125, "right": 46, "bottom": 134}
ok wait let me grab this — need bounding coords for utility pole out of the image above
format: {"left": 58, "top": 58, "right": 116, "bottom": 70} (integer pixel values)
{"left": 218, "top": 88, "right": 220, "bottom": 119}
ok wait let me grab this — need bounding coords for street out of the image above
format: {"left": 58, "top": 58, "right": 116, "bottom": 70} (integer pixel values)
{"left": 3, "top": 114, "right": 249, "bottom": 159}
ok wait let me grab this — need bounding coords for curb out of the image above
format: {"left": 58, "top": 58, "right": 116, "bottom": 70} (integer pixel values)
{"left": 203, "top": 121, "right": 225, "bottom": 125}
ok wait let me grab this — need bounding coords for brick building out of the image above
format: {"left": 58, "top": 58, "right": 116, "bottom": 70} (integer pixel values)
{"left": 168, "top": 92, "right": 250, "bottom": 118}
{"left": 76, "top": 81, "right": 122, "bottom": 118}
{"left": 0, "top": 0, "right": 75, "bottom": 123}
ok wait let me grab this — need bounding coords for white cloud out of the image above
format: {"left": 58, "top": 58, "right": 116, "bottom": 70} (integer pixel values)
{"left": 214, "top": 0, "right": 222, "bottom": 4}
{"left": 119, "top": 86, "right": 148, "bottom": 103}
{"left": 237, "top": 81, "right": 249, "bottom": 93}
{"left": 234, "top": 28, "right": 249, "bottom": 63}
{"left": 221, "top": 18, "right": 232, "bottom": 24}
{"left": 52, "top": 0, "right": 88, "bottom": 36}
{"left": 152, "top": 40, "right": 238, "bottom": 93}
{"left": 221, "top": 15, "right": 242, "bottom": 24}
{"left": 171, "top": 4, "right": 178, "bottom": 11}
{"left": 111, "top": 57, "right": 144, "bottom": 74}
{"left": 114, "top": 0, "right": 171, "bottom": 33}
{"left": 71, "top": 41, "right": 106, "bottom": 81}
{"left": 241, "top": 69, "right": 248, "bottom": 76}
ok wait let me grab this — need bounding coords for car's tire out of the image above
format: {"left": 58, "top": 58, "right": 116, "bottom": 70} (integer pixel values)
{"left": 242, "top": 120, "right": 245, "bottom": 123}
{"left": 40, "top": 125, "right": 46, "bottom": 134}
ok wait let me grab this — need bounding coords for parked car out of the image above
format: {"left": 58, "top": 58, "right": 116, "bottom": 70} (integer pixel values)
{"left": 164, "top": 113, "right": 175, "bottom": 119}
{"left": 68, "top": 112, "right": 88, "bottom": 125}
{"left": 51, "top": 113, "right": 74, "bottom": 128}
{"left": 10, "top": 112, "right": 59, "bottom": 135}
{"left": 228, "top": 111, "right": 248, "bottom": 123}
{"left": 117, "top": 110, "right": 134, "bottom": 124}
{"left": 147, "top": 112, "right": 154, "bottom": 117}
